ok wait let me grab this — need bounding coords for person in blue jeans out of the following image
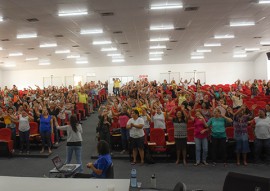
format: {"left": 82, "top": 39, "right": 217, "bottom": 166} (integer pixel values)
{"left": 74, "top": 140, "right": 112, "bottom": 178}
{"left": 56, "top": 114, "right": 83, "bottom": 172}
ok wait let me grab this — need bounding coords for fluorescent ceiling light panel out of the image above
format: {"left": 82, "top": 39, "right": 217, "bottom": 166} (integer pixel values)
{"left": 112, "top": 59, "right": 125, "bottom": 62}
{"left": 25, "top": 57, "right": 38, "bottom": 61}
{"left": 233, "top": 54, "right": 247, "bottom": 58}
{"left": 4, "top": 64, "right": 16, "bottom": 68}
{"left": 40, "top": 43, "right": 57, "bottom": 48}
{"left": 150, "top": 4, "right": 183, "bottom": 10}
{"left": 150, "top": 25, "right": 174, "bottom": 30}
{"left": 80, "top": 29, "right": 103, "bottom": 34}
{"left": 101, "top": 47, "right": 117, "bottom": 51}
{"left": 196, "top": 49, "right": 212, "bottom": 53}
{"left": 260, "top": 41, "right": 270, "bottom": 45}
{"left": 107, "top": 53, "right": 122, "bottom": 56}
{"left": 149, "top": 45, "right": 167, "bottom": 49}
{"left": 150, "top": 37, "right": 170, "bottom": 42}
{"left": 204, "top": 43, "right": 221, "bottom": 47}
{"left": 67, "top": 55, "right": 80, "bottom": 58}
{"left": 58, "top": 11, "right": 88, "bottom": 16}
{"left": 55, "top": 49, "right": 70, "bottom": 54}
{"left": 9, "top": 52, "right": 23, "bottom": 56}
{"left": 92, "top": 41, "right": 112, "bottom": 45}
{"left": 149, "top": 57, "right": 162, "bottom": 61}
{"left": 214, "top": 34, "right": 235, "bottom": 39}
{"left": 191, "top": 56, "right": 204, "bottom": 59}
{"left": 244, "top": 48, "right": 260, "bottom": 51}
{"left": 17, "top": 33, "right": 37, "bottom": 39}
{"left": 76, "top": 60, "right": 88, "bottom": 64}
{"left": 38, "top": 61, "right": 51, "bottom": 65}
{"left": 258, "top": 0, "right": 270, "bottom": 4}
{"left": 149, "top": 51, "right": 164, "bottom": 55}
{"left": 229, "top": 21, "right": 255, "bottom": 27}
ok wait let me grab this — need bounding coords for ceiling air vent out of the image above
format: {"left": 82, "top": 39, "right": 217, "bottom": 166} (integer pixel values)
{"left": 235, "top": 46, "right": 242, "bottom": 48}
{"left": 170, "top": 40, "right": 178, "bottom": 42}
{"left": 113, "top": 31, "right": 123, "bottom": 34}
{"left": 1, "top": 39, "right": 10, "bottom": 41}
{"left": 166, "top": 49, "right": 172, "bottom": 50}
{"left": 72, "top": 45, "right": 80, "bottom": 47}
{"left": 28, "top": 48, "right": 35, "bottom": 50}
{"left": 175, "top": 27, "right": 185, "bottom": 30}
{"left": 100, "top": 12, "right": 114, "bottom": 16}
{"left": 184, "top": 7, "right": 199, "bottom": 11}
{"left": 254, "top": 37, "right": 262, "bottom": 39}
{"left": 55, "top": 34, "right": 64, "bottom": 38}
{"left": 26, "top": 18, "right": 39, "bottom": 22}
{"left": 262, "top": 45, "right": 270, "bottom": 46}
{"left": 120, "top": 42, "right": 128, "bottom": 45}
{"left": 85, "top": 52, "right": 90, "bottom": 54}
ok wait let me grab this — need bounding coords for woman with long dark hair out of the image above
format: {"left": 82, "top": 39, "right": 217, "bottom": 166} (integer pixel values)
{"left": 56, "top": 114, "right": 83, "bottom": 172}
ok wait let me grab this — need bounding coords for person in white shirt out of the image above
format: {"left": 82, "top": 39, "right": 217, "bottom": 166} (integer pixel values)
{"left": 127, "top": 109, "right": 145, "bottom": 165}
{"left": 56, "top": 114, "right": 83, "bottom": 172}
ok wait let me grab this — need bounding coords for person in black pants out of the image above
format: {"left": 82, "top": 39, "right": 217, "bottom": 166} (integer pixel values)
{"left": 207, "top": 108, "right": 233, "bottom": 166}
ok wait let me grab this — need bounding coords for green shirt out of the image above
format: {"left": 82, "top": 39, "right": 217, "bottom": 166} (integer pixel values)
{"left": 207, "top": 117, "right": 226, "bottom": 138}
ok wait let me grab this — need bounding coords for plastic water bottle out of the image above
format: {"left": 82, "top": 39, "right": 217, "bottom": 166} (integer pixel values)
{"left": 130, "top": 169, "right": 137, "bottom": 188}
{"left": 151, "top": 174, "right": 156, "bottom": 188}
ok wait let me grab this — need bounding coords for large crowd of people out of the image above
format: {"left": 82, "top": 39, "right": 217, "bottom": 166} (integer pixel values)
{"left": 1, "top": 78, "right": 270, "bottom": 170}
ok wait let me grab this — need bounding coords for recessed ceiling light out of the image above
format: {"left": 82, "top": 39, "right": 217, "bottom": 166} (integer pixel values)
{"left": 258, "top": 0, "right": 270, "bottom": 4}
{"left": 260, "top": 41, "right": 270, "bottom": 45}
{"left": 55, "top": 49, "right": 71, "bottom": 54}
{"left": 80, "top": 29, "right": 103, "bottom": 34}
{"left": 0, "top": 47, "right": 3, "bottom": 50}
{"left": 58, "top": 11, "right": 88, "bottom": 16}
{"left": 112, "top": 59, "right": 125, "bottom": 62}
{"left": 101, "top": 47, "right": 117, "bottom": 51}
{"left": 25, "top": 57, "right": 38, "bottom": 61}
{"left": 17, "top": 33, "right": 37, "bottom": 39}
{"left": 40, "top": 43, "right": 57, "bottom": 48}
{"left": 191, "top": 56, "right": 204, "bottom": 59}
{"left": 214, "top": 34, "right": 235, "bottom": 39}
{"left": 149, "top": 45, "right": 167, "bottom": 49}
{"left": 149, "top": 57, "right": 162, "bottom": 61}
{"left": 0, "top": 17, "right": 3, "bottom": 22}
{"left": 229, "top": 21, "right": 255, "bottom": 27}
{"left": 150, "top": 4, "right": 183, "bottom": 10}
{"left": 150, "top": 25, "right": 174, "bottom": 30}
{"left": 92, "top": 41, "right": 112, "bottom": 45}
{"left": 149, "top": 51, "right": 164, "bottom": 55}
{"left": 3, "top": 64, "right": 16, "bottom": 68}
{"left": 244, "top": 48, "right": 260, "bottom": 51}
{"left": 196, "top": 49, "right": 212, "bottom": 53}
{"left": 204, "top": 43, "right": 221, "bottom": 47}
{"left": 39, "top": 62, "right": 51, "bottom": 66}
{"left": 150, "top": 37, "right": 170, "bottom": 42}
{"left": 107, "top": 53, "right": 122, "bottom": 56}
{"left": 67, "top": 54, "right": 80, "bottom": 58}
{"left": 9, "top": 52, "right": 23, "bottom": 56}
{"left": 76, "top": 60, "right": 88, "bottom": 64}
{"left": 233, "top": 54, "right": 247, "bottom": 58}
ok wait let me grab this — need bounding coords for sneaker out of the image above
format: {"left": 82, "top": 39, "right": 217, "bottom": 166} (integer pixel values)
{"left": 212, "top": 162, "right": 217, "bottom": 167}
{"left": 194, "top": 162, "right": 200, "bottom": 166}
{"left": 202, "top": 161, "right": 208, "bottom": 166}
{"left": 26, "top": 151, "right": 30, "bottom": 155}
{"left": 19, "top": 150, "right": 23, "bottom": 154}
{"left": 120, "top": 150, "right": 126, "bottom": 154}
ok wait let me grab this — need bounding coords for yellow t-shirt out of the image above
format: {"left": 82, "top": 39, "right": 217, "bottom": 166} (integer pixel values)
{"left": 78, "top": 92, "right": 88, "bottom": 104}
{"left": 4, "top": 116, "right": 11, "bottom": 125}
{"left": 114, "top": 81, "right": 120, "bottom": 88}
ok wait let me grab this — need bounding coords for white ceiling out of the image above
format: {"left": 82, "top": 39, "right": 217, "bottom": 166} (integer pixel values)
{"left": 0, "top": 0, "right": 270, "bottom": 70}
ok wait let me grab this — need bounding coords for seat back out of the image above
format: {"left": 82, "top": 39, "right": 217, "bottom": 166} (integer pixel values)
{"left": 226, "top": 126, "right": 234, "bottom": 139}
{"left": 106, "top": 163, "right": 114, "bottom": 179}
{"left": 173, "top": 182, "right": 187, "bottom": 191}
{"left": 29, "top": 122, "right": 39, "bottom": 135}
{"left": 150, "top": 128, "right": 166, "bottom": 146}
{"left": 167, "top": 128, "right": 175, "bottom": 142}
{"left": 0, "top": 128, "right": 12, "bottom": 141}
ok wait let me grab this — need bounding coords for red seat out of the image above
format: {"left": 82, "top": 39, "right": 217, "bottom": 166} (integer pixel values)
{"left": 166, "top": 121, "right": 174, "bottom": 130}
{"left": 226, "top": 126, "right": 234, "bottom": 139}
{"left": 0, "top": 128, "right": 14, "bottom": 154}
{"left": 247, "top": 126, "right": 255, "bottom": 142}
{"left": 187, "top": 127, "right": 194, "bottom": 142}
{"left": 76, "top": 102, "right": 86, "bottom": 119}
{"left": 148, "top": 128, "right": 167, "bottom": 152}
{"left": 167, "top": 128, "right": 175, "bottom": 142}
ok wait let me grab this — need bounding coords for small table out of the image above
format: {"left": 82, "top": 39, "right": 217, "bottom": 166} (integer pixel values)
{"left": 49, "top": 164, "right": 81, "bottom": 178}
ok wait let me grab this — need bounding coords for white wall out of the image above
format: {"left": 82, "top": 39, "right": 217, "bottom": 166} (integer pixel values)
{"left": 254, "top": 52, "right": 268, "bottom": 80}
{"left": 1, "top": 61, "right": 254, "bottom": 89}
